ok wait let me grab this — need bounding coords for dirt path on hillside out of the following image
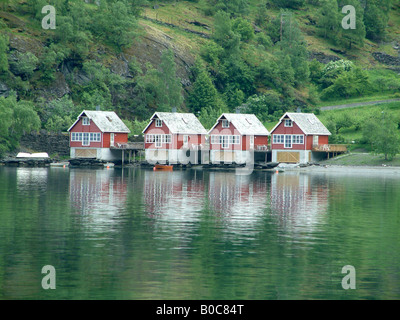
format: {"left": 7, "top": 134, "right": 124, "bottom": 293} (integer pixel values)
{"left": 320, "top": 98, "right": 400, "bottom": 111}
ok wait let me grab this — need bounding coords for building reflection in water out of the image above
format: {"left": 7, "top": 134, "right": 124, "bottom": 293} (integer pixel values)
{"left": 270, "top": 172, "right": 328, "bottom": 234}
{"left": 143, "top": 170, "right": 204, "bottom": 232}
{"left": 69, "top": 169, "right": 128, "bottom": 232}
{"left": 208, "top": 172, "right": 270, "bottom": 238}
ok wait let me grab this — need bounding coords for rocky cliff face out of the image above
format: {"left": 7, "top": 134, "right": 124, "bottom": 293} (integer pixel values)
{"left": 19, "top": 131, "right": 70, "bottom": 157}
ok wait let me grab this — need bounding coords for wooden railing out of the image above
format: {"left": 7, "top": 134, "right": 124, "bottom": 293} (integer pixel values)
{"left": 111, "top": 142, "right": 144, "bottom": 150}
{"left": 255, "top": 145, "right": 270, "bottom": 151}
{"left": 312, "top": 144, "right": 347, "bottom": 152}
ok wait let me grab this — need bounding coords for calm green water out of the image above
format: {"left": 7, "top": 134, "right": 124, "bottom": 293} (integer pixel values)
{"left": 0, "top": 166, "right": 399, "bottom": 300}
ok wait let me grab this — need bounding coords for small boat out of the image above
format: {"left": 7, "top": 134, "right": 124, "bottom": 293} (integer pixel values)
{"left": 154, "top": 164, "right": 173, "bottom": 171}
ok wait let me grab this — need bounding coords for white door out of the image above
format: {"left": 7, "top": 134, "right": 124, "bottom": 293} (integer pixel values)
{"left": 183, "top": 135, "right": 189, "bottom": 148}
{"left": 250, "top": 135, "right": 254, "bottom": 149}
{"left": 313, "top": 135, "right": 319, "bottom": 146}
{"left": 110, "top": 133, "right": 115, "bottom": 147}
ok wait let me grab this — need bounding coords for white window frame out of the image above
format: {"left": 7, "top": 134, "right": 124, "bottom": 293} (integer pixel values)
{"left": 155, "top": 135, "right": 162, "bottom": 148}
{"left": 155, "top": 119, "right": 162, "bottom": 127}
{"left": 284, "top": 119, "right": 293, "bottom": 127}
{"left": 292, "top": 135, "right": 304, "bottom": 144}
{"left": 222, "top": 136, "right": 229, "bottom": 149}
{"left": 222, "top": 120, "right": 230, "bottom": 128}
{"left": 211, "top": 135, "right": 219, "bottom": 144}
{"left": 82, "top": 117, "right": 90, "bottom": 126}
{"left": 273, "top": 134, "right": 284, "bottom": 144}
{"left": 284, "top": 135, "right": 292, "bottom": 148}
{"left": 313, "top": 135, "right": 319, "bottom": 145}
{"left": 83, "top": 132, "right": 90, "bottom": 146}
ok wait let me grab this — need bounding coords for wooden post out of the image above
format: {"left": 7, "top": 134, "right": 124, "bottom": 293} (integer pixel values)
{"left": 122, "top": 150, "right": 124, "bottom": 167}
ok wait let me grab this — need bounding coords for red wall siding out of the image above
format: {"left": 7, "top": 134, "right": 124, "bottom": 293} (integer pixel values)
{"left": 272, "top": 121, "right": 304, "bottom": 135}
{"left": 318, "top": 135, "right": 329, "bottom": 145}
{"left": 175, "top": 134, "right": 204, "bottom": 149}
{"left": 271, "top": 120, "right": 307, "bottom": 150}
{"left": 143, "top": 119, "right": 171, "bottom": 149}
{"left": 70, "top": 118, "right": 102, "bottom": 148}
{"left": 144, "top": 119, "right": 205, "bottom": 150}
{"left": 210, "top": 121, "right": 268, "bottom": 151}
{"left": 210, "top": 120, "right": 242, "bottom": 151}
{"left": 255, "top": 136, "right": 268, "bottom": 147}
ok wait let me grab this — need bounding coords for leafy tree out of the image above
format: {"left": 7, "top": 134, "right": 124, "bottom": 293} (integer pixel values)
{"left": 207, "top": 0, "right": 249, "bottom": 16}
{"left": 363, "top": 111, "right": 400, "bottom": 160}
{"left": 91, "top": 1, "right": 138, "bottom": 51}
{"left": 309, "top": 59, "right": 323, "bottom": 84}
{"left": 0, "top": 92, "right": 40, "bottom": 154}
{"left": 9, "top": 52, "right": 39, "bottom": 80}
{"left": 338, "top": 0, "right": 366, "bottom": 49}
{"left": 317, "top": 0, "right": 339, "bottom": 40}
{"left": 198, "top": 104, "right": 229, "bottom": 130}
{"left": 0, "top": 34, "right": 9, "bottom": 74}
{"left": 364, "top": 0, "right": 390, "bottom": 40}
{"left": 232, "top": 17, "right": 254, "bottom": 42}
{"left": 277, "top": 12, "right": 309, "bottom": 84}
{"left": 243, "top": 91, "right": 283, "bottom": 122}
{"left": 213, "top": 10, "right": 241, "bottom": 57}
{"left": 188, "top": 62, "right": 221, "bottom": 113}
{"left": 139, "top": 50, "right": 183, "bottom": 112}
{"left": 277, "top": 54, "right": 295, "bottom": 87}
{"left": 274, "top": 0, "right": 306, "bottom": 9}
{"left": 321, "top": 66, "right": 370, "bottom": 100}
{"left": 319, "top": 59, "right": 354, "bottom": 88}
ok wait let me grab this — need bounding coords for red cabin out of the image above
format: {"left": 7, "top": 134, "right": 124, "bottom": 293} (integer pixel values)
{"left": 68, "top": 110, "right": 130, "bottom": 161}
{"left": 142, "top": 112, "right": 207, "bottom": 164}
{"left": 208, "top": 113, "right": 269, "bottom": 164}
{"left": 270, "top": 112, "right": 331, "bottom": 164}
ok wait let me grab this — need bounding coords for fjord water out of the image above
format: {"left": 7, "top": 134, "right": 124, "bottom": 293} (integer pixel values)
{"left": 0, "top": 166, "right": 399, "bottom": 300}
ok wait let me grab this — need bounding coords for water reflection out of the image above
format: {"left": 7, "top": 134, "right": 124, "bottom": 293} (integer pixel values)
{"left": 143, "top": 170, "right": 204, "bottom": 238}
{"left": 16, "top": 167, "right": 48, "bottom": 192}
{"left": 270, "top": 172, "right": 328, "bottom": 234}
{"left": 208, "top": 172, "right": 270, "bottom": 238}
{"left": 69, "top": 169, "right": 128, "bottom": 232}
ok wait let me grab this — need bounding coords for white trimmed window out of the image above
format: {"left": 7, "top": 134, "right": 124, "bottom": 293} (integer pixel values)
{"left": 284, "top": 119, "right": 292, "bottom": 127}
{"left": 89, "top": 133, "right": 101, "bottom": 142}
{"left": 83, "top": 133, "right": 90, "bottom": 146}
{"left": 71, "top": 132, "right": 83, "bottom": 141}
{"left": 155, "top": 119, "right": 162, "bottom": 127}
{"left": 146, "top": 134, "right": 171, "bottom": 144}
{"left": 292, "top": 135, "right": 304, "bottom": 144}
{"left": 211, "top": 135, "right": 240, "bottom": 146}
{"left": 222, "top": 120, "right": 230, "bottom": 128}
{"left": 284, "top": 135, "right": 292, "bottom": 148}
{"left": 273, "top": 134, "right": 284, "bottom": 144}
{"left": 82, "top": 117, "right": 90, "bottom": 125}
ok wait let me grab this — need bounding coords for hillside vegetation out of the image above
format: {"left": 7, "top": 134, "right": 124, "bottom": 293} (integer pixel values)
{"left": 1, "top": 0, "right": 400, "bottom": 156}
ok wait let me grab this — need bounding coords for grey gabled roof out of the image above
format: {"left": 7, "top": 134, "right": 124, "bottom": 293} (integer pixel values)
{"left": 270, "top": 112, "right": 331, "bottom": 135}
{"left": 142, "top": 112, "right": 208, "bottom": 135}
{"left": 68, "top": 110, "right": 130, "bottom": 133}
{"left": 209, "top": 113, "right": 269, "bottom": 136}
